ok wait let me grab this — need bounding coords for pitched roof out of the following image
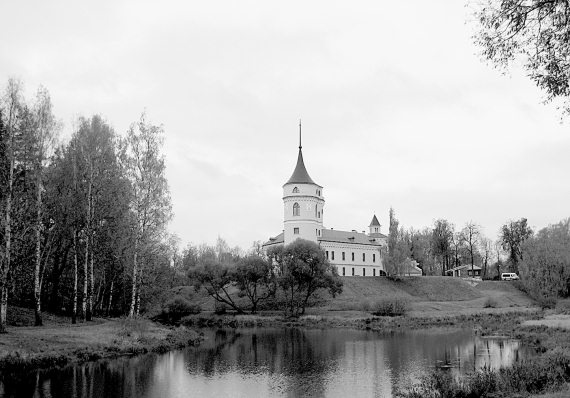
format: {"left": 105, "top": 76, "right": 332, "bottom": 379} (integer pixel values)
{"left": 262, "top": 232, "right": 284, "bottom": 247}
{"left": 318, "top": 229, "right": 385, "bottom": 246}
{"left": 369, "top": 215, "right": 380, "bottom": 227}
{"left": 445, "top": 264, "right": 482, "bottom": 273}
{"left": 284, "top": 148, "right": 319, "bottom": 186}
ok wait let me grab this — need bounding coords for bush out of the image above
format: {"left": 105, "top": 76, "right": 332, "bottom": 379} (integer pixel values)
{"left": 214, "top": 302, "right": 228, "bottom": 315}
{"left": 160, "top": 297, "right": 201, "bottom": 324}
{"left": 483, "top": 297, "right": 498, "bottom": 308}
{"left": 537, "top": 296, "right": 557, "bottom": 310}
{"left": 371, "top": 298, "right": 409, "bottom": 316}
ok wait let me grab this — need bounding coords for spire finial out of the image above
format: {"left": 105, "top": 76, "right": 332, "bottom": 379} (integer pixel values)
{"left": 299, "top": 119, "right": 302, "bottom": 149}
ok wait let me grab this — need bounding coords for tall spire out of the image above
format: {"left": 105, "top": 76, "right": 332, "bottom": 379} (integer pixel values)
{"left": 299, "top": 119, "right": 302, "bottom": 149}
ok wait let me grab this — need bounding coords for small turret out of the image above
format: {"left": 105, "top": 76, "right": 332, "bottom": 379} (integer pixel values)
{"left": 369, "top": 214, "right": 381, "bottom": 236}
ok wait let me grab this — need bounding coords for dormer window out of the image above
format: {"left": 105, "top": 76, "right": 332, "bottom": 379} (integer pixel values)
{"left": 293, "top": 202, "right": 300, "bottom": 216}
{"left": 293, "top": 187, "right": 299, "bottom": 193}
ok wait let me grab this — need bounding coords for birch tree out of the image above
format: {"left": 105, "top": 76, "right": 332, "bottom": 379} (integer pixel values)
{"left": 31, "top": 86, "right": 58, "bottom": 326}
{"left": 121, "top": 112, "right": 171, "bottom": 318}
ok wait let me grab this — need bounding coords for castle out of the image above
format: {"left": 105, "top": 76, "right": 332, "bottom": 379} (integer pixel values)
{"left": 263, "top": 126, "right": 388, "bottom": 277}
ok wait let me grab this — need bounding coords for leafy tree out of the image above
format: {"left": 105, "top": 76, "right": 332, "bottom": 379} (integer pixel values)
{"left": 277, "top": 239, "right": 342, "bottom": 316}
{"left": 120, "top": 113, "right": 172, "bottom": 317}
{"left": 473, "top": 0, "right": 570, "bottom": 113}
{"left": 520, "top": 218, "right": 570, "bottom": 299}
{"left": 431, "top": 219, "right": 454, "bottom": 275}
{"left": 234, "top": 255, "right": 276, "bottom": 313}
{"left": 188, "top": 259, "right": 245, "bottom": 314}
{"left": 501, "top": 218, "right": 533, "bottom": 272}
{"left": 385, "top": 208, "right": 410, "bottom": 276}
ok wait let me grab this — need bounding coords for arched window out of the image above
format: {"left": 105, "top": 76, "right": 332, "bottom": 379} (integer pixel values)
{"left": 293, "top": 187, "right": 299, "bottom": 193}
{"left": 293, "top": 202, "right": 300, "bottom": 216}
{"left": 315, "top": 204, "right": 318, "bottom": 217}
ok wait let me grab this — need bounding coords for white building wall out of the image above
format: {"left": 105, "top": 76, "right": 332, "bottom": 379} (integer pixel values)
{"left": 319, "top": 242, "right": 386, "bottom": 277}
{"left": 283, "top": 182, "right": 324, "bottom": 245}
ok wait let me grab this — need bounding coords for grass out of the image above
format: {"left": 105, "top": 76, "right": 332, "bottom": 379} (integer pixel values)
{"left": 0, "top": 307, "right": 202, "bottom": 373}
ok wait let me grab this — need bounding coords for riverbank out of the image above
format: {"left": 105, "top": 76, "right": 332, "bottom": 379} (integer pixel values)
{"left": 0, "top": 309, "right": 202, "bottom": 375}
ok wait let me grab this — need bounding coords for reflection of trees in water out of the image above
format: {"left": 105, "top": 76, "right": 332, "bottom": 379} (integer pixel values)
{"left": 185, "top": 328, "right": 351, "bottom": 396}
{"left": 1, "top": 354, "right": 161, "bottom": 398}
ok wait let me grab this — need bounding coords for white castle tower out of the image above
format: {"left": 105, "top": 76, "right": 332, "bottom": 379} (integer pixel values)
{"left": 282, "top": 122, "right": 324, "bottom": 245}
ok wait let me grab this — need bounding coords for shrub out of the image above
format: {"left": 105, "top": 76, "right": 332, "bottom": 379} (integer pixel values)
{"left": 483, "top": 297, "right": 498, "bottom": 308}
{"left": 160, "top": 297, "right": 201, "bottom": 324}
{"left": 371, "top": 298, "right": 409, "bottom": 316}
{"left": 537, "top": 296, "right": 557, "bottom": 310}
{"left": 359, "top": 300, "right": 372, "bottom": 312}
{"left": 214, "top": 302, "right": 228, "bottom": 315}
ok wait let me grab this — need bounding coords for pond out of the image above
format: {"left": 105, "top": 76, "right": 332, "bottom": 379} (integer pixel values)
{"left": 1, "top": 328, "right": 533, "bottom": 398}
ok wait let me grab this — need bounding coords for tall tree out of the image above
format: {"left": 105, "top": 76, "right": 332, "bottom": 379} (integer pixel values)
{"left": 31, "top": 86, "right": 58, "bottom": 326}
{"left": 461, "top": 222, "right": 481, "bottom": 278}
{"left": 0, "top": 79, "right": 23, "bottom": 332}
{"left": 473, "top": 0, "right": 570, "bottom": 114}
{"left": 121, "top": 113, "right": 171, "bottom": 317}
{"left": 501, "top": 218, "right": 533, "bottom": 273}
{"left": 432, "top": 219, "right": 453, "bottom": 275}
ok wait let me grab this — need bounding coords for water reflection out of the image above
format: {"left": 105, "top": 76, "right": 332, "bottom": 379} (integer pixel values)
{"left": 0, "top": 328, "right": 532, "bottom": 398}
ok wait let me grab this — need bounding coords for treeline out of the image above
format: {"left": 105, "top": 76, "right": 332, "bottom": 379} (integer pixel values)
{"left": 385, "top": 208, "right": 570, "bottom": 303}
{"left": 0, "top": 78, "right": 178, "bottom": 332}
{"left": 384, "top": 208, "right": 531, "bottom": 279}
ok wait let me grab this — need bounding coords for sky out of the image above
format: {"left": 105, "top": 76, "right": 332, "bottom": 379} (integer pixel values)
{"left": 1, "top": 0, "right": 568, "bottom": 250}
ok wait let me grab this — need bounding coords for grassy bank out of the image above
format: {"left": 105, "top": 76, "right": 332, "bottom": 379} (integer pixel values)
{"left": 0, "top": 308, "right": 202, "bottom": 375}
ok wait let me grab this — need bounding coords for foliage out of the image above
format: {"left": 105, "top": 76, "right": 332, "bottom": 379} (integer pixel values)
{"left": 483, "top": 297, "right": 498, "bottom": 308}
{"left": 501, "top": 217, "right": 534, "bottom": 273}
{"left": 234, "top": 255, "right": 276, "bottom": 313}
{"left": 473, "top": 0, "right": 570, "bottom": 114}
{"left": 385, "top": 208, "right": 411, "bottom": 276}
{"left": 520, "top": 218, "right": 570, "bottom": 300}
{"left": 276, "top": 239, "right": 343, "bottom": 317}
{"left": 370, "top": 297, "right": 409, "bottom": 316}
{"left": 158, "top": 297, "right": 201, "bottom": 324}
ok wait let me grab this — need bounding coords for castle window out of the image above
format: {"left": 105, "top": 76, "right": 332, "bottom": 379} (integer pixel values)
{"left": 375, "top": 227, "right": 378, "bottom": 233}
{"left": 352, "top": 267, "right": 355, "bottom": 276}
{"left": 351, "top": 252, "right": 355, "bottom": 261}
{"left": 363, "top": 253, "right": 366, "bottom": 262}
{"left": 293, "top": 202, "right": 300, "bottom": 216}
{"left": 373, "top": 253, "right": 376, "bottom": 262}
{"left": 318, "top": 211, "right": 320, "bottom": 218}
{"left": 294, "top": 227, "right": 299, "bottom": 234}
{"left": 316, "top": 229, "right": 318, "bottom": 236}
{"left": 343, "top": 267, "right": 345, "bottom": 276}
{"left": 325, "top": 251, "right": 329, "bottom": 259}
{"left": 293, "top": 187, "right": 299, "bottom": 193}
{"left": 342, "top": 252, "right": 345, "bottom": 261}
{"left": 331, "top": 251, "right": 335, "bottom": 260}
{"left": 363, "top": 268, "right": 366, "bottom": 276}
{"left": 373, "top": 269, "right": 376, "bottom": 276}
{"left": 315, "top": 204, "right": 318, "bottom": 218}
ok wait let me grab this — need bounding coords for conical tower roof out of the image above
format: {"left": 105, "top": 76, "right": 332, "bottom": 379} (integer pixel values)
{"left": 369, "top": 215, "right": 380, "bottom": 227}
{"left": 284, "top": 148, "right": 318, "bottom": 185}
{"left": 283, "top": 120, "right": 320, "bottom": 187}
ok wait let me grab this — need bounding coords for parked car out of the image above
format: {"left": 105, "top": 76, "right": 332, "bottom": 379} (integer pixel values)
{"left": 501, "top": 272, "right": 519, "bottom": 281}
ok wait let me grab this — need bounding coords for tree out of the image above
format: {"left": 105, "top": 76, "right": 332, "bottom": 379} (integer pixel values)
{"left": 234, "top": 256, "right": 276, "bottom": 313}
{"left": 30, "top": 86, "right": 58, "bottom": 326}
{"left": 385, "top": 208, "right": 410, "bottom": 276}
{"left": 473, "top": 1, "right": 570, "bottom": 113}
{"left": 520, "top": 218, "right": 570, "bottom": 299}
{"left": 0, "top": 79, "right": 23, "bottom": 332}
{"left": 500, "top": 218, "right": 533, "bottom": 272}
{"left": 431, "top": 219, "right": 454, "bottom": 275}
{"left": 120, "top": 112, "right": 172, "bottom": 317}
{"left": 461, "top": 222, "right": 481, "bottom": 278}
{"left": 189, "top": 259, "right": 245, "bottom": 314}
{"left": 480, "top": 236, "right": 493, "bottom": 278}
{"left": 277, "top": 239, "right": 342, "bottom": 316}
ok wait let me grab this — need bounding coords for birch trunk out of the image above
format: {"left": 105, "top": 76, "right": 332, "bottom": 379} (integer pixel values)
{"left": 88, "top": 233, "right": 94, "bottom": 320}
{"left": 72, "top": 229, "right": 78, "bottom": 324}
{"left": 107, "top": 280, "right": 114, "bottom": 316}
{"left": 128, "top": 240, "right": 138, "bottom": 318}
{"left": 0, "top": 89, "right": 16, "bottom": 334}
{"left": 34, "top": 167, "right": 43, "bottom": 326}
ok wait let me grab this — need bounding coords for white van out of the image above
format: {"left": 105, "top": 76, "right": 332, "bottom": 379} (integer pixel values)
{"left": 501, "top": 273, "right": 519, "bottom": 281}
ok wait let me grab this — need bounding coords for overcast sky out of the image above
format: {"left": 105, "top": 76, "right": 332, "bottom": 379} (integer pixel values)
{"left": 1, "top": 0, "right": 568, "bottom": 250}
